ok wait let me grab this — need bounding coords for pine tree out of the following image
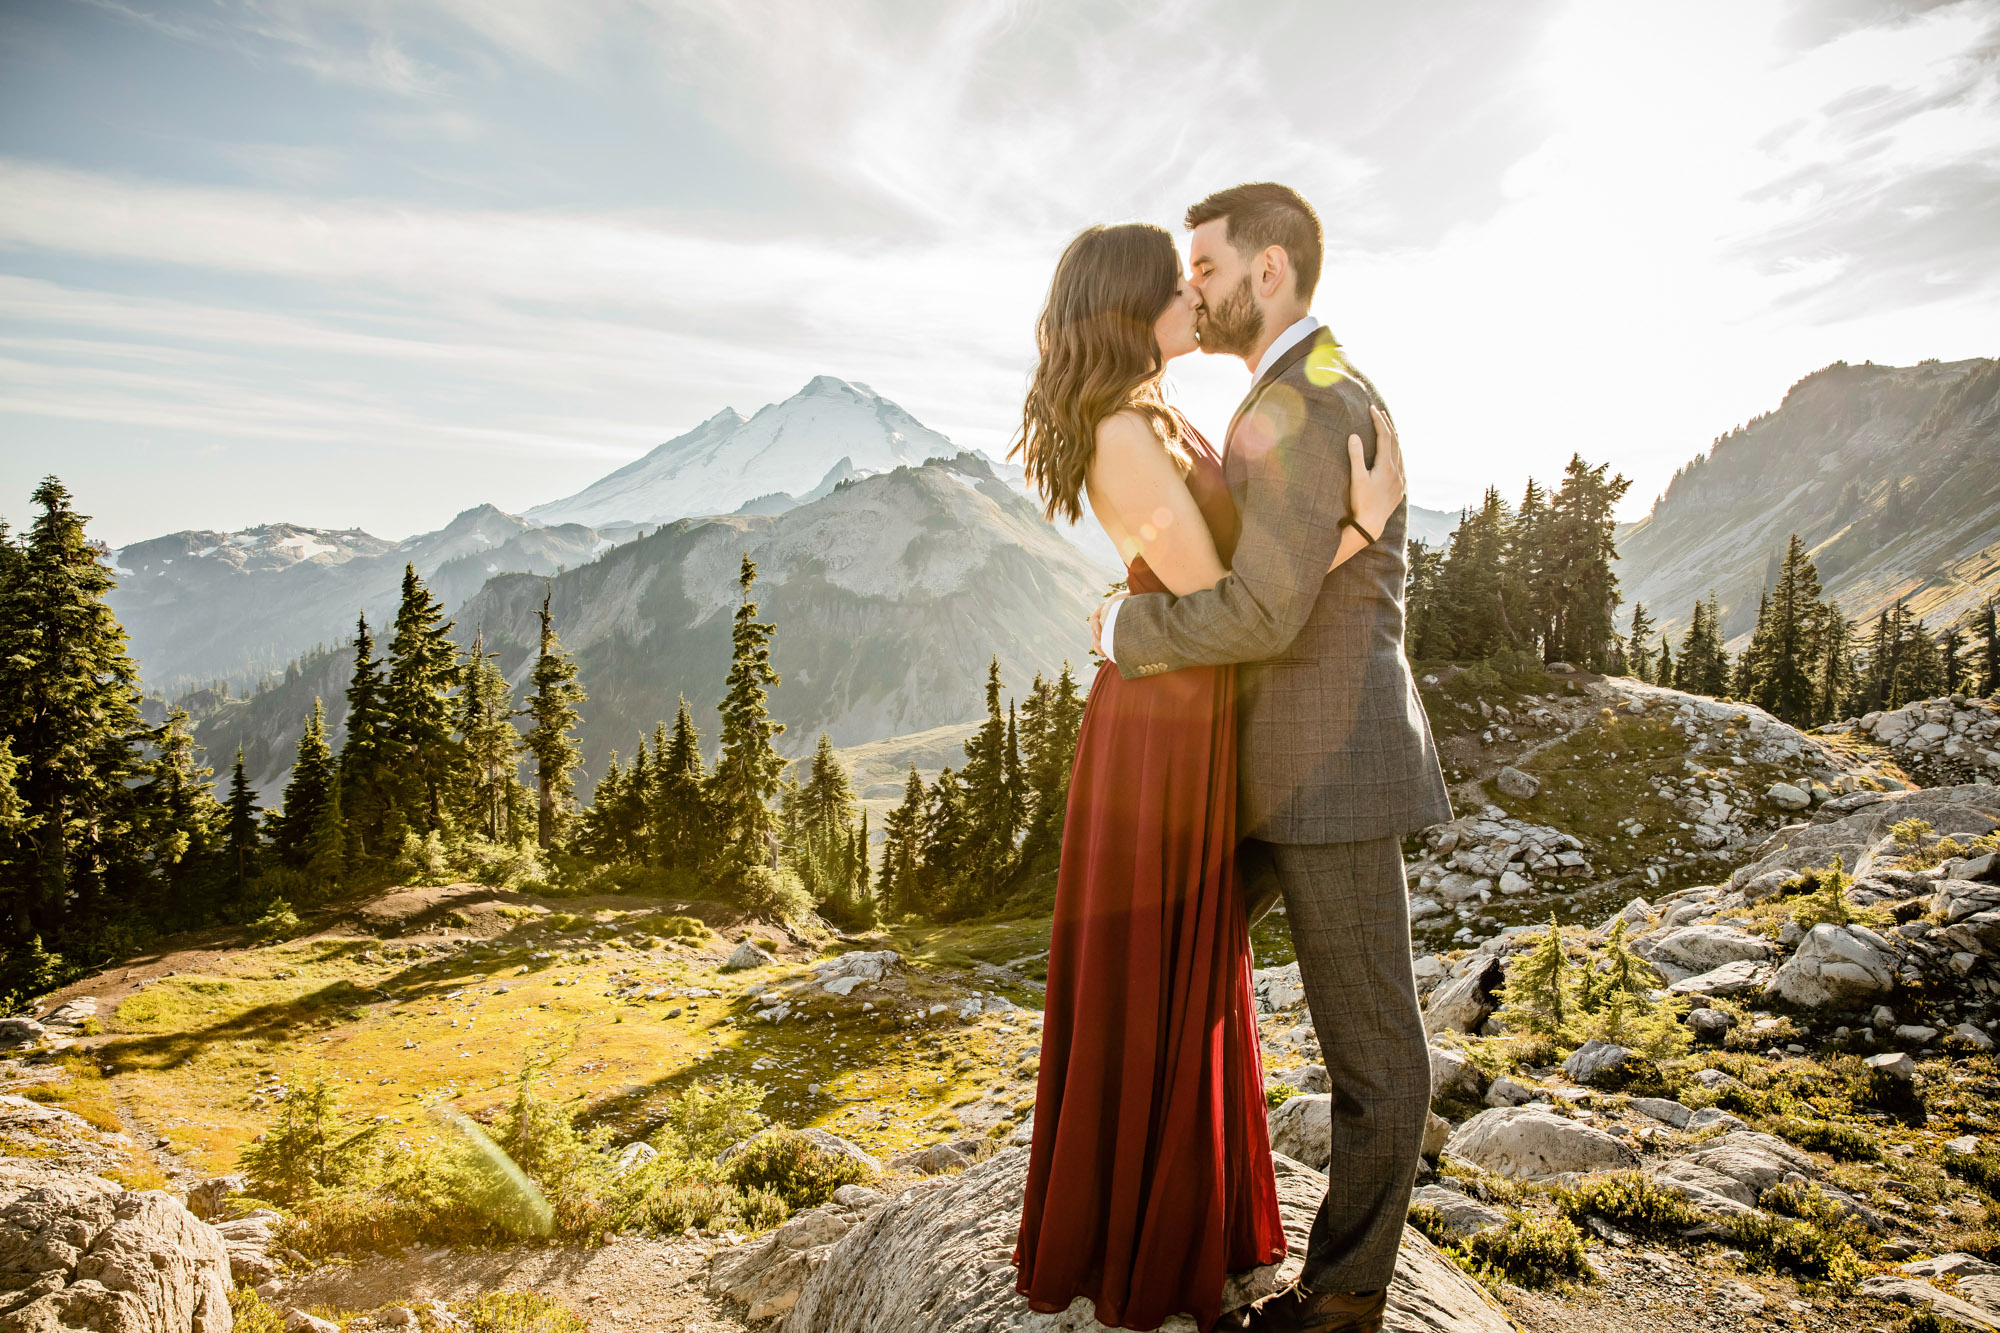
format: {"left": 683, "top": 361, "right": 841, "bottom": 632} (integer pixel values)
{"left": 1942, "top": 625, "right": 1967, "bottom": 695}
{"left": 792, "top": 733, "right": 861, "bottom": 922}
{"left": 957, "top": 657, "right": 1015, "bottom": 910}
{"left": 1498, "top": 915, "right": 1576, "bottom": 1037}
{"left": 1655, "top": 636, "right": 1673, "bottom": 690}
{"left": 385, "top": 564, "right": 460, "bottom": 832}
{"left": 1016, "top": 663, "right": 1086, "bottom": 871}
{"left": 1505, "top": 478, "right": 1551, "bottom": 654}
{"left": 521, "top": 589, "right": 586, "bottom": 851}
{"left": 1978, "top": 598, "right": 2000, "bottom": 697}
{"left": 338, "top": 613, "right": 397, "bottom": 858}
{"left": 1746, "top": 535, "right": 1824, "bottom": 725}
{"left": 1542, "top": 456, "right": 1632, "bottom": 668}
{"left": 456, "top": 631, "right": 526, "bottom": 842}
{"left": 920, "top": 767, "right": 970, "bottom": 916}
{"left": 224, "top": 747, "right": 261, "bottom": 901}
{"left": 1626, "top": 604, "right": 1654, "bottom": 682}
{"left": 0, "top": 479, "right": 149, "bottom": 944}
{"left": 712, "top": 555, "right": 786, "bottom": 878}
{"left": 1675, "top": 593, "right": 1729, "bottom": 696}
{"left": 649, "top": 697, "right": 712, "bottom": 872}
{"left": 273, "top": 699, "right": 344, "bottom": 879}
{"left": 1433, "top": 489, "right": 1512, "bottom": 657}
{"left": 1404, "top": 540, "right": 1447, "bottom": 658}
{"left": 579, "top": 753, "right": 625, "bottom": 861}
{"left": 881, "top": 764, "right": 927, "bottom": 919}
{"left": 137, "top": 709, "right": 223, "bottom": 895}
{"left": 1811, "top": 604, "right": 1857, "bottom": 723}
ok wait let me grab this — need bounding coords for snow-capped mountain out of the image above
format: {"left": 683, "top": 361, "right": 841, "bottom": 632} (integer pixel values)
{"left": 523, "top": 376, "right": 954, "bottom": 529}
{"left": 111, "top": 506, "right": 625, "bottom": 693}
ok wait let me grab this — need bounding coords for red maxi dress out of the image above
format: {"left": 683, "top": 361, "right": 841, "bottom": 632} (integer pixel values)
{"left": 1014, "top": 417, "right": 1286, "bottom": 1332}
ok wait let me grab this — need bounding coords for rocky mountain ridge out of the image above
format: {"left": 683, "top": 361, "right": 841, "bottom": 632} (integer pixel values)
{"left": 1615, "top": 356, "right": 2000, "bottom": 646}
{"left": 188, "top": 452, "right": 1104, "bottom": 797}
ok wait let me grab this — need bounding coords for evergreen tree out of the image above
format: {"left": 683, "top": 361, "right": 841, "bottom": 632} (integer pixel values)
{"left": 957, "top": 657, "right": 1015, "bottom": 910}
{"left": 880, "top": 764, "right": 927, "bottom": 918}
{"left": 1433, "top": 489, "right": 1511, "bottom": 657}
{"left": 712, "top": 555, "right": 786, "bottom": 877}
{"left": 136, "top": 709, "right": 223, "bottom": 898}
{"left": 521, "top": 589, "right": 586, "bottom": 851}
{"left": 0, "top": 479, "right": 148, "bottom": 944}
{"left": 1504, "top": 479, "right": 1551, "bottom": 654}
{"left": 1942, "top": 625, "right": 1967, "bottom": 695}
{"left": 1733, "top": 591, "right": 1769, "bottom": 701}
{"left": 579, "top": 753, "right": 625, "bottom": 861}
{"left": 1404, "top": 540, "right": 1446, "bottom": 658}
{"left": 273, "top": 699, "right": 344, "bottom": 879}
{"left": 1015, "top": 663, "right": 1086, "bottom": 870}
{"left": 1675, "top": 593, "right": 1729, "bottom": 695}
{"left": 1498, "top": 915, "right": 1576, "bottom": 1037}
{"left": 1978, "top": 598, "right": 2000, "bottom": 697}
{"left": 456, "top": 631, "right": 527, "bottom": 842}
{"left": 792, "top": 733, "right": 862, "bottom": 922}
{"left": 1626, "top": 604, "right": 1654, "bottom": 682}
{"left": 1655, "top": 635, "right": 1673, "bottom": 690}
{"left": 385, "top": 564, "right": 460, "bottom": 832}
{"left": 1746, "top": 535, "right": 1824, "bottom": 725}
{"left": 1542, "top": 456, "right": 1632, "bottom": 668}
{"left": 1811, "top": 604, "right": 1858, "bottom": 724}
{"left": 224, "top": 747, "right": 261, "bottom": 901}
{"left": 649, "top": 697, "right": 712, "bottom": 872}
{"left": 338, "top": 613, "right": 397, "bottom": 858}
{"left": 920, "top": 767, "right": 970, "bottom": 915}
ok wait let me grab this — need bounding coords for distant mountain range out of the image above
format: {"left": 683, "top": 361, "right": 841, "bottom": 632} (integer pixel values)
{"left": 1616, "top": 357, "right": 2000, "bottom": 647}
{"left": 185, "top": 452, "right": 1105, "bottom": 798}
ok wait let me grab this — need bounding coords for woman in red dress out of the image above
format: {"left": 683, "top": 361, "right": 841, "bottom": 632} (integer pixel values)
{"left": 1006, "top": 223, "right": 1404, "bottom": 1332}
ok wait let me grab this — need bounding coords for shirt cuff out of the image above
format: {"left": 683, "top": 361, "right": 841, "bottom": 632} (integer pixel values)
{"left": 1101, "top": 597, "right": 1123, "bottom": 664}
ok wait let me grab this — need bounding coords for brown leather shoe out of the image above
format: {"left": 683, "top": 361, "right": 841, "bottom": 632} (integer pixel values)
{"left": 1241, "top": 1281, "right": 1387, "bottom": 1333}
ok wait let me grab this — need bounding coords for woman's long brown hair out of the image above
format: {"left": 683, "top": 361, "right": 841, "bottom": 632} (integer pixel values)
{"left": 1013, "top": 223, "right": 1185, "bottom": 524}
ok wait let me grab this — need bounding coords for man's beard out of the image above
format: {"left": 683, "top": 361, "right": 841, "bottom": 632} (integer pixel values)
{"left": 1197, "top": 276, "right": 1264, "bottom": 357}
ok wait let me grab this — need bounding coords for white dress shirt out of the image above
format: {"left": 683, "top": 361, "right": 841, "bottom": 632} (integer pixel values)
{"left": 1101, "top": 315, "right": 1320, "bottom": 664}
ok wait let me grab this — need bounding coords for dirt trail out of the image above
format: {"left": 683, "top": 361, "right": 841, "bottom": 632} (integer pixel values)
{"left": 281, "top": 1235, "right": 749, "bottom": 1333}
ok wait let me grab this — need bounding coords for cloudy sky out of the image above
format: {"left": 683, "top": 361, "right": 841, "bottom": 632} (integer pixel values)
{"left": 2, "top": 0, "right": 1996, "bottom": 546}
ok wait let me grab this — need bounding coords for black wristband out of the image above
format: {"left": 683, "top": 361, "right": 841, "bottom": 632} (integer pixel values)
{"left": 1342, "top": 516, "right": 1378, "bottom": 546}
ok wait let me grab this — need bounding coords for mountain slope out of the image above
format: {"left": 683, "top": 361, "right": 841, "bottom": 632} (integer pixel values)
{"left": 1615, "top": 357, "right": 2000, "bottom": 645}
{"left": 524, "top": 377, "right": 953, "bottom": 529}
{"left": 190, "top": 453, "right": 1103, "bottom": 800}
{"left": 110, "top": 506, "right": 623, "bottom": 692}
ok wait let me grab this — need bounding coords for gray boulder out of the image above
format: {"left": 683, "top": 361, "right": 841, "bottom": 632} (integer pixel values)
{"left": 1270, "top": 1065, "right": 1330, "bottom": 1096}
{"left": 1442, "top": 1105, "right": 1638, "bottom": 1180}
{"left": 780, "top": 1146, "right": 1513, "bottom": 1332}
{"left": 1763, "top": 923, "right": 1897, "bottom": 1008}
{"left": 1676, "top": 1131, "right": 1817, "bottom": 1198}
{"left": 708, "top": 1192, "right": 883, "bottom": 1323}
{"left": 1766, "top": 783, "right": 1811, "bottom": 811}
{"left": 1639, "top": 924, "right": 1772, "bottom": 980}
{"left": 1561, "top": 1039, "right": 1641, "bottom": 1086}
{"left": 1408, "top": 1185, "right": 1504, "bottom": 1238}
{"left": 721, "top": 940, "right": 776, "bottom": 971}
{"left": 1495, "top": 767, "right": 1540, "bottom": 800}
{"left": 0, "top": 1018, "right": 48, "bottom": 1050}
{"left": 1267, "top": 1094, "right": 1331, "bottom": 1172}
{"left": 0, "top": 1177, "right": 232, "bottom": 1333}
{"left": 1427, "top": 1047, "right": 1484, "bottom": 1100}
{"left": 1669, "top": 960, "right": 1773, "bottom": 999}
{"left": 1627, "top": 1097, "right": 1693, "bottom": 1129}
{"left": 1421, "top": 956, "right": 1503, "bottom": 1036}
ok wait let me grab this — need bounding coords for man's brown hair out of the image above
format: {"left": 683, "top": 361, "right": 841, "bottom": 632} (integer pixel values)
{"left": 1185, "top": 182, "right": 1323, "bottom": 301}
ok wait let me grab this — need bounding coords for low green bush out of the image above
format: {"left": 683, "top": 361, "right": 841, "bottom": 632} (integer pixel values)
{"left": 1457, "top": 1214, "right": 1591, "bottom": 1290}
{"left": 725, "top": 1129, "right": 876, "bottom": 1210}
{"left": 1946, "top": 1148, "right": 2000, "bottom": 1198}
{"left": 1723, "top": 1207, "right": 1867, "bottom": 1290}
{"left": 1554, "top": 1171, "right": 1700, "bottom": 1241}
{"left": 1772, "top": 1116, "right": 1879, "bottom": 1162}
{"left": 1266, "top": 1083, "right": 1299, "bottom": 1110}
{"left": 736, "top": 866, "right": 812, "bottom": 924}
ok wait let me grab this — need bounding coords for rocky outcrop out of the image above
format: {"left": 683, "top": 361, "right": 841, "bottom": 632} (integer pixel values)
{"left": 0, "top": 1177, "right": 232, "bottom": 1333}
{"left": 1266, "top": 1096, "right": 1331, "bottom": 1172}
{"left": 774, "top": 1146, "right": 1510, "bottom": 1333}
{"left": 707, "top": 1184, "right": 887, "bottom": 1322}
{"left": 1442, "top": 1105, "right": 1638, "bottom": 1181}
{"left": 1844, "top": 696, "right": 2000, "bottom": 788}
{"left": 1762, "top": 923, "right": 1898, "bottom": 1008}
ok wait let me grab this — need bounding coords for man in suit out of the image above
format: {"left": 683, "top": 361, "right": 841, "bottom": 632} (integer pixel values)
{"left": 1094, "top": 182, "right": 1452, "bottom": 1333}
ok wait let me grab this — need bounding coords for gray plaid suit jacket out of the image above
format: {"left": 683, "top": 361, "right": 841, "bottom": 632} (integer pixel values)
{"left": 1112, "top": 328, "right": 1453, "bottom": 844}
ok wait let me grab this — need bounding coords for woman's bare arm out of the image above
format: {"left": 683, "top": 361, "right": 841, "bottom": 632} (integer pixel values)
{"left": 1084, "top": 412, "right": 1226, "bottom": 598}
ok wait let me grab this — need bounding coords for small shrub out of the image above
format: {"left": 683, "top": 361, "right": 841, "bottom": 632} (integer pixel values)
{"left": 460, "top": 1291, "right": 589, "bottom": 1333}
{"left": 655, "top": 915, "right": 709, "bottom": 940}
{"left": 1406, "top": 1203, "right": 1455, "bottom": 1249}
{"left": 1789, "top": 858, "right": 1854, "bottom": 931}
{"left": 1946, "top": 1149, "right": 2000, "bottom": 1198}
{"left": 1893, "top": 1312, "right": 1957, "bottom": 1333}
{"left": 249, "top": 899, "right": 303, "bottom": 944}
{"left": 229, "top": 1286, "right": 286, "bottom": 1333}
{"left": 1891, "top": 818, "right": 1934, "bottom": 848}
{"left": 1554, "top": 1171, "right": 1701, "bottom": 1242}
{"left": 238, "top": 1072, "right": 384, "bottom": 1204}
{"left": 395, "top": 831, "right": 452, "bottom": 887}
{"left": 633, "top": 1180, "right": 788, "bottom": 1233}
{"left": 1266, "top": 1082, "right": 1299, "bottom": 1110}
{"left": 736, "top": 866, "right": 811, "bottom": 924}
{"left": 1772, "top": 1116, "right": 1879, "bottom": 1162}
{"left": 1723, "top": 1208, "right": 1867, "bottom": 1290}
{"left": 725, "top": 1129, "right": 875, "bottom": 1210}
{"left": 1458, "top": 1213, "right": 1591, "bottom": 1289}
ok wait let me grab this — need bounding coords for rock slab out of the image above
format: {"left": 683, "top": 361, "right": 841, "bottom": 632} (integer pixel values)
{"left": 0, "top": 1177, "right": 232, "bottom": 1333}
{"left": 779, "top": 1146, "right": 1510, "bottom": 1333}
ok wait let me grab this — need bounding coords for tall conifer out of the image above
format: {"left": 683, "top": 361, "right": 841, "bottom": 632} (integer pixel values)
{"left": 521, "top": 589, "right": 586, "bottom": 850}
{"left": 274, "top": 699, "right": 343, "bottom": 877}
{"left": 225, "top": 747, "right": 261, "bottom": 900}
{"left": 713, "top": 555, "right": 785, "bottom": 875}
{"left": 385, "top": 564, "right": 459, "bottom": 831}
{"left": 339, "top": 613, "right": 396, "bottom": 857}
